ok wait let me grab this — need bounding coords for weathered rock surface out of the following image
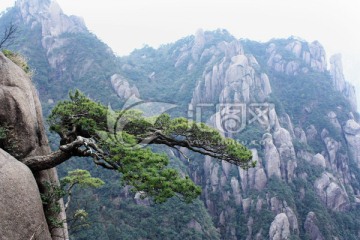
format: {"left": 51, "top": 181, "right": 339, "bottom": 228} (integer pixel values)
{"left": 343, "top": 119, "right": 360, "bottom": 168}
{"left": 285, "top": 207, "right": 299, "bottom": 234}
{"left": 0, "top": 149, "right": 51, "bottom": 240}
{"left": 0, "top": 52, "right": 68, "bottom": 239}
{"left": 111, "top": 74, "right": 140, "bottom": 99}
{"left": 239, "top": 149, "right": 267, "bottom": 191}
{"left": 272, "top": 125, "right": 297, "bottom": 181}
{"left": 330, "top": 54, "right": 358, "bottom": 111}
{"left": 191, "top": 29, "right": 205, "bottom": 62}
{"left": 16, "top": 0, "right": 86, "bottom": 39}
{"left": 16, "top": 0, "right": 87, "bottom": 71}
{"left": 311, "top": 153, "right": 326, "bottom": 168}
{"left": 15, "top": 0, "right": 115, "bottom": 96}
{"left": 269, "top": 213, "right": 291, "bottom": 240}
{"left": 321, "top": 129, "right": 340, "bottom": 170}
{"left": 263, "top": 133, "right": 281, "bottom": 178}
{"left": 0, "top": 52, "right": 49, "bottom": 159}
{"left": 327, "top": 111, "right": 341, "bottom": 131}
{"left": 230, "top": 177, "right": 242, "bottom": 206}
{"left": 314, "top": 172, "right": 349, "bottom": 211}
{"left": 171, "top": 30, "right": 360, "bottom": 239}
{"left": 266, "top": 39, "right": 327, "bottom": 75}
{"left": 191, "top": 39, "right": 271, "bottom": 106}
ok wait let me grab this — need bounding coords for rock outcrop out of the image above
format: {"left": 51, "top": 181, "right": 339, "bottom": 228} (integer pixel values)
{"left": 266, "top": 39, "right": 327, "bottom": 75}
{"left": 330, "top": 54, "right": 358, "bottom": 111}
{"left": 269, "top": 213, "right": 291, "bottom": 240}
{"left": 0, "top": 52, "right": 49, "bottom": 159}
{"left": 13, "top": 0, "right": 116, "bottom": 104}
{"left": 16, "top": 0, "right": 87, "bottom": 69}
{"left": 0, "top": 149, "right": 51, "bottom": 240}
{"left": 191, "top": 44, "right": 272, "bottom": 106}
{"left": 314, "top": 172, "right": 349, "bottom": 211}
{"left": 111, "top": 74, "right": 140, "bottom": 99}
{"left": 0, "top": 52, "right": 68, "bottom": 239}
{"left": 167, "top": 30, "right": 360, "bottom": 239}
{"left": 239, "top": 149, "right": 267, "bottom": 191}
{"left": 16, "top": 0, "right": 86, "bottom": 40}
{"left": 343, "top": 118, "right": 360, "bottom": 168}
{"left": 263, "top": 133, "right": 281, "bottom": 178}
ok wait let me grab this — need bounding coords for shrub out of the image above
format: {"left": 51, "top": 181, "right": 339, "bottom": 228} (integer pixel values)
{"left": 2, "top": 49, "right": 32, "bottom": 76}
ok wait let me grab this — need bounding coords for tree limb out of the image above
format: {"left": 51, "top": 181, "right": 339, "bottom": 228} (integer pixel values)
{"left": 22, "top": 136, "right": 111, "bottom": 171}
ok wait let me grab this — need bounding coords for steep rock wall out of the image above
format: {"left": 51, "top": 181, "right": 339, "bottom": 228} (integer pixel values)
{"left": 0, "top": 52, "right": 68, "bottom": 239}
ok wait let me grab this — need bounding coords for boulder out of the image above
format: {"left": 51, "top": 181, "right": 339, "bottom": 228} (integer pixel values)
{"left": 314, "top": 172, "right": 349, "bottom": 211}
{"left": 311, "top": 153, "right": 326, "bottom": 168}
{"left": 0, "top": 149, "right": 51, "bottom": 240}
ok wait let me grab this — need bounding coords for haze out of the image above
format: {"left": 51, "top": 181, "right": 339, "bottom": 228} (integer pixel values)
{"left": 1, "top": 0, "right": 359, "bottom": 109}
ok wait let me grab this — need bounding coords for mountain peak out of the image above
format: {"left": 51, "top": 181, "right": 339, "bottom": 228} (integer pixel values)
{"left": 15, "top": 0, "right": 51, "bottom": 16}
{"left": 15, "top": 0, "right": 86, "bottom": 37}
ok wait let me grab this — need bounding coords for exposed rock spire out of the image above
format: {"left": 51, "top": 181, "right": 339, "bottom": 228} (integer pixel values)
{"left": 15, "top": 0, "right": 86, "bottom": 39}
{"left": 330, "top": 54, "right": 358, "bottom": 111}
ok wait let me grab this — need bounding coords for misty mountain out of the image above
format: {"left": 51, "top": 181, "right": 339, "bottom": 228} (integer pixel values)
{"left": 1, "top": 0, "right": 360, "bottom": 239}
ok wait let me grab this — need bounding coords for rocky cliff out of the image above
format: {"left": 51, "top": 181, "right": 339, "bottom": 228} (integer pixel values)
{"left": 330, "top": 54, "right": 358, "bottom": 111}
{"left": 1, "top": 0, "right": 118, "bottom": 109}
{"left": 0, "top": 52, "right": 67, "bottom": 239}
{"left": 117, "top": 30, "right": 360, "bottom": 239}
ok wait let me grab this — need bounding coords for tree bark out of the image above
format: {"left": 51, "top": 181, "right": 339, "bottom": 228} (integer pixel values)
{"left": 23, "top": 136, "right": 93, "bottom": 171}
{"left": 23, "top": 150, "right": 73, "bottom": 172}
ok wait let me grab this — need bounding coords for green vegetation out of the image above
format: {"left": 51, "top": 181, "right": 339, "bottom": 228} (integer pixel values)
{"left": 0, "top": 127, "right": 6, "bottom": 140}
{"left": 62, "top": 169, "right": 104, "bottom": 233}
{"left": 46, "top": 90, "right": 252, "bottom": 203}
{"left": 2, "top": 49, "right": 31, "bottom": 74}
{"left": 41, "top": 181, "right": 67, "bottom": 229}
{"left": 41, "top": 169, "right": 105, "bottom": 232}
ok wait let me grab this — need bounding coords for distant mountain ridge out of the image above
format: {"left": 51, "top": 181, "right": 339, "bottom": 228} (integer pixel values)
{"left": 1, "top": 0, "right": 360, "bottom": 239}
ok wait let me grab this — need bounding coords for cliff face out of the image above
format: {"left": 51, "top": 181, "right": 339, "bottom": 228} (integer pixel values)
{"left": 330, "top": 54, "right": 358, "bottom": 111}
{"left": 0, "top": 52, "right": 67, "bottom": 239}
{"left": 1, "top": 0, "right": 118, "bottom": 108}
{"left": 118, "top": 31, "right": 360, "bottom": 239}
{"left": 0, "top": 52, "right": 49, "bottom": 159}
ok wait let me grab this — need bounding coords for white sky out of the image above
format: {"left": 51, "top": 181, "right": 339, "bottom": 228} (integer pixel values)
{"left": 1, "top": 0, "right": 359, "bottom": 109}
